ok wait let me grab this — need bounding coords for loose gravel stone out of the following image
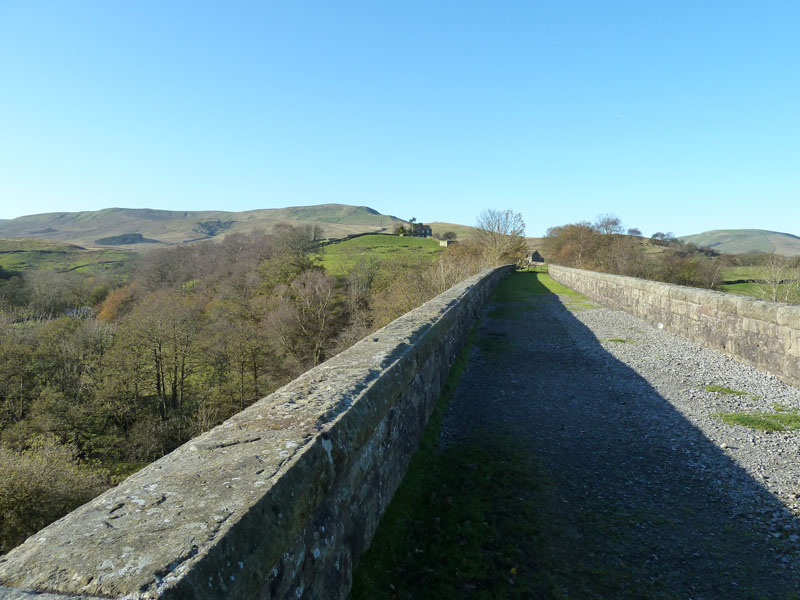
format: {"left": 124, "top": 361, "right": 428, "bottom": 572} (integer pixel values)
{"left": 441, "top": 282, "right": 800, "bottom": 598}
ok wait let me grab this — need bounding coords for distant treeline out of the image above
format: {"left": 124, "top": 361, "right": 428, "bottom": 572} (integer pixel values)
{"left": 544, "top": 216, "right": 800, "bottom": 302}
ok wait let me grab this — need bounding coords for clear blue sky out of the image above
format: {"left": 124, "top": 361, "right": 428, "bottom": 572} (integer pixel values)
{"left": 1, "top": 1, "right": 798, "bottom": 237}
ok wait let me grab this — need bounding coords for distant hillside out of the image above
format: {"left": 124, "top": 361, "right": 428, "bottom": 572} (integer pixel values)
{"left": 95, "top": 233, "right": 162, "bottom": 245}
{"left": 679, "top": 229, "right": 800, "bottom": 257}
{"left": 0, "top": 238, "right": 85, "bottom": 253}
{"left": 0, "top": 238, "right": 133, "bottom": 274}
{"left": 0, "top": 204, "right": 406, "bottom": 249}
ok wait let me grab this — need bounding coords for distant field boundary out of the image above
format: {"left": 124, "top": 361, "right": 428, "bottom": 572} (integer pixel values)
{"left": 722, "top": 278, "right": 797, "bottom": 286}
{"left": 57, "top": 260, "right": 124, "bottom": 273}
{"left": 312, "top": 231, "right": 396, "bottom": 249}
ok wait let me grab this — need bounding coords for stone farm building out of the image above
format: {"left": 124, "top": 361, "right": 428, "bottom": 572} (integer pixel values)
{"left": 412, "top": 223, "right": 433, "bottom": 238}
{"left": 527, "top": 250, "right": 545, "bottom": 265}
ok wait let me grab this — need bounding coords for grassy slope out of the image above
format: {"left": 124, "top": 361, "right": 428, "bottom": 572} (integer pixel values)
{"left": 428, "top": 222, "right": 545, "bottom": 252}
{"left": 0, "top": 204, "right": 407, "bottom": 249}
{"left": 427, "top": 221, "right": 478, "bottom": 240}
{"left": 0, "top": 239, "right": 84, "bottom": 252}
{"left": 267, "top": 204, "right": 401, "bottom": 225}
{"left": 0, "top": 238, "right": 133, "bottom": 274}
{"left": 679, "top": 229, "right": 800, "bottom": 256}
{"left": 317, "top": 234, "right": 442, "bottom": 276}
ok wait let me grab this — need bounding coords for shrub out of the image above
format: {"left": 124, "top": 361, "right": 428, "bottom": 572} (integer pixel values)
{"left": 0, "top": 436, "right": 109, "bottom": 553}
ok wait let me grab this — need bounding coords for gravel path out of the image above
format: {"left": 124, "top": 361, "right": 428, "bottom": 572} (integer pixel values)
{"left": 440, "top": 274, "right": 800, "bottom": 598}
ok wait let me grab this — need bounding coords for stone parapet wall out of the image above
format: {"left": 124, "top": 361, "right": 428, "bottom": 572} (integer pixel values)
{"left": 549, "top": 265, "right": 800, "bottom": 387}
{"left": 0, "top": 265, "right": 514, "bottom": 600}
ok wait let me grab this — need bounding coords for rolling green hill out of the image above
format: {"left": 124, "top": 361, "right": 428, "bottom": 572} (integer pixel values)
{"left": 0, "top": 238, "right": 133, "bottom": 274}
{"left": 679, "top": 229, "right": 800, "bottom": 257}
{"left": 0, "top": 204, "right": 406, "bottom": 249}
{"left": 317, "top": 234, "right": 442, "bottom": 276}
{"left": 427, "top": 222, "right": 478, "bottom": 240}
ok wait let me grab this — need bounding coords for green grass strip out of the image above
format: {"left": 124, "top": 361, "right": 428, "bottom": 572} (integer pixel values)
{"left": 715, "top": 411, "right": 800, "bottom": 432}
{"left": 350, "top": 277, "right": 552, "bottom": 599}
{"left": 491, "top": 270, "right": 589, "bottom": 303}
{"left": 705, "top": 385, "right": 747, "bottom": 396}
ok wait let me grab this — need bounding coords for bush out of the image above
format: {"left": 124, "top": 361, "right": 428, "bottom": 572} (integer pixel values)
{"left": 0, "top": 436, "right": 109, "bottom": 553}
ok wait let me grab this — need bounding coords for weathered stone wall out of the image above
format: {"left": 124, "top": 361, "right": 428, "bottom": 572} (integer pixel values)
{"left": 0, "top": 265, "right": 514, "bottom": 600}
{"left": 549, "top": 265, "right": 800, "bottom": 387}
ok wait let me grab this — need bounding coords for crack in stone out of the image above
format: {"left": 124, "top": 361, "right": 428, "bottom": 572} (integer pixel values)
{"left": 209, "top": 436, "right": 263, "bottom": 450}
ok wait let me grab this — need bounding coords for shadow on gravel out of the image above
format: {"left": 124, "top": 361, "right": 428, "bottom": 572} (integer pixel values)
{"left": 355, "top": 271, "right": 800, "bottom": 600}
{"left": 473, "top": 271, "right": 800, "bottom": 599}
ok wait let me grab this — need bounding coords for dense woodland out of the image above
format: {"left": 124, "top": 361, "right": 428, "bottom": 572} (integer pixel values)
{"left": 0, "top": 212, "right": 526, "bottom": 552}
{"left": 544, "top": 215, "right": 800, "bottom": 303}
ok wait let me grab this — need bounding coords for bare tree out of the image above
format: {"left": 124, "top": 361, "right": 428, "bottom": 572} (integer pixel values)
{"left": 696, "top": 255, "right": 728, "bottom": 290}
{"left": 474, "top": 209, "right": 527, "bottom": 267}
{"left": 266, "top": 271, "right": 343, "bottom": 369}
{"left": 650, "top": 232, "right": 675, "bottom": 246}
{"left": 545, "top": 222, "right": 597, "bottom": 269}
{"left": 593, "top": 214, "right": 624, "bottom": 235}
{"left": 755, "top": 253, "right": 800, "bottom": 302}
{"left": 605, "top": 234, "right": 646, "bottom": 277}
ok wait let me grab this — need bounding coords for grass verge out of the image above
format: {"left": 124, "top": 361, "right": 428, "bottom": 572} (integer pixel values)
{"left": 492, "top": 270, "right": 588, "bottom": 302}
{"left": 714, "top": 410, "right": 800, "bottom": 432}
{"left": 705, "top": 385, "right": 747, "bottom": 396}
{"left": 350, "top": 277, "right": 552, "bottom": 599}
{"left": 349, "top": 429, "right": 547, "bottom": 600}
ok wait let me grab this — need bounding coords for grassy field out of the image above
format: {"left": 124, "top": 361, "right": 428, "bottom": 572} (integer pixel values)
{"left": 427, "top": 221, "right": 478, "bottom": 240}
{"left": 718, "top": 266, "right": 761, "bottom": 298}
{"left": 718, "top": 281, "right": 760, "bottom": 297}
{"left": 317, "top": 234, "right": 442, "bottom": 276}
{"left": 0, "top": 238, "right": 133, "bottom": 274}
{"left": 720, "top": 265, "right": 764, "bottom": 280}
{"left": 719, "top": 281, "right": 800, "bottom": 301}
{"left": 715, "top": 265, "right": 800, "bottom": 301}
{"left": 717, "top": 265, "right": 799, "bottom": 301}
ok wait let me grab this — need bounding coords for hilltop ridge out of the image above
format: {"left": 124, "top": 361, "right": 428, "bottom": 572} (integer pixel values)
{"left": 0, "top": 204, "right": 405, "bottom": 249}
{"left": 679, "top": 229, "right": 800, "bottom": 257}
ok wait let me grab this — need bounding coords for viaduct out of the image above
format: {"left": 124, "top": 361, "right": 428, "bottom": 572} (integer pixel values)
{"left": 1, "top": 265, "right": 800, "bottom": 599}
